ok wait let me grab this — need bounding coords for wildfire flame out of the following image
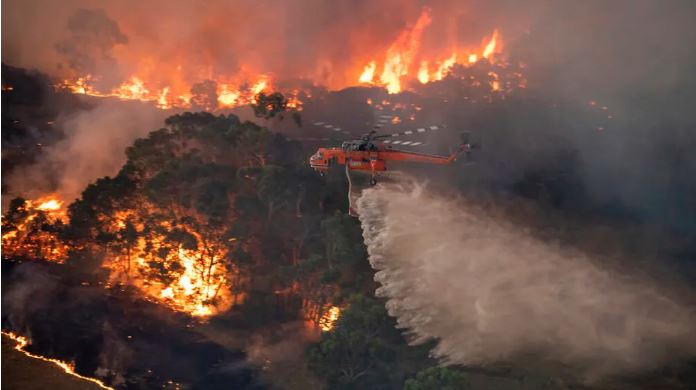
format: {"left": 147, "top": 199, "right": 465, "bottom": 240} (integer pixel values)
{"left": 56, "top": 73, "right": 286, "bottom": 112}
{"left": 2, "top": 331, "right": 114, "bottom": 389}
{"left": 36, "top": 198, "right": 63, "bottom": 211}
{"left": 434, "top": 53, "right": 458, "bottom": 80}
{"left": 104, "top": 208, "right": 237, "bottom": 318}
{"left": 377, "top": 8, "right": 432, "bottom": 93}
{"left": 359, "top": 61, "right": 377, "bottom": 84}
{"left": 1, "top": 195, "right": 68, "bottom": 263}
{"left": 414, "top": 29, "right": 502, "bottom": 88}
{"left": 318, "top": 306, "right": 341, "bottom": 332}
{"left": 2, "top": 193, "right": 236, "bottom": 318}
{"left": 482, "top": 30, "right": 499, "bottom": 59}
{"left": 156, "top": 248, "right": 224, "bottom": 317}
{"left": 357, "top": 7, "right": 504, "bottom": 93}
{"left": 51, "top": 7, "right": 515, "bottom": 107}
{"left": 218, "top": 84, "right": 240, "bottom": 107}
{"left": 417, "top": 61, "right": 430, "bottom": 84}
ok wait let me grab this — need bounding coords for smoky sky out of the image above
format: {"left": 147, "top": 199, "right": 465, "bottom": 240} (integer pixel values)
{"left": 54, "top": 8, "right": 128, "bottom": 76}
{"left": 3, "top": 0, "right": 696, "bottom": 224}
{"left": 2, "top": 0, "right": 537, "bottom": 87}
{"left": 4, "top": 1, "right": 695, "bottom": 91}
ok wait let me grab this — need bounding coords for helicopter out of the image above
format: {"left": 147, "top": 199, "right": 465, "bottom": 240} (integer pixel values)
{"left": 307, "top": 117, "right": 476, "bottom": 216}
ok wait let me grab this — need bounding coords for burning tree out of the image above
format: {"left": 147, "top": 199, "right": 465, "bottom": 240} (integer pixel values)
{"left": 1, "top": 195, "right": 69, "bottom": 263}
{"left": 307, "top": 294, "right": 432, "bottom": 388}
{"left": 63, "top": 113, "right": 286, "bottom": 316}
{"left": 2, "top": 108, "right": 366, "bottom": 328}
{"left": 97, "top": 199, "right": 239, "bottom": 317}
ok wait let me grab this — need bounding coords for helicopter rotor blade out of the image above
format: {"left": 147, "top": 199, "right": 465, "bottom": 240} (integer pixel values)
{"left": 382, "top": 140, "right": 427, "bottom": 146}
{"left": 372, "top": 114, "right": 395, "bottom": 129}
{"left": 312, "top": 121, "right": 353, "bottom": 136}
{"left": 372, "top": 124, "right": 447, "bottom": 140}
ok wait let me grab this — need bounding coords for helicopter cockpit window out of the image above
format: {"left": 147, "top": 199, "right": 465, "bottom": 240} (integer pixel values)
{"left": 342, "top": 142, "right": 361, "bottom": 151}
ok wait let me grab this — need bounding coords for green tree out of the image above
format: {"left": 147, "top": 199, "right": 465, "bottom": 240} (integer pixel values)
{"left": 404, "top": 367, "right": 470, "bottom": 390}
{"left": 257, "top": 165, "right": 298, "bottom": 222}
{"left": 307, "top": 294, "right": 432, "bottom": 390}
{"left": 321, "top": 211, "right": 366, "bottom": 270}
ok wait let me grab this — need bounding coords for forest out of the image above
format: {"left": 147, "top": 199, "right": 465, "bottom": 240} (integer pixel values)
{"left": 3, "top": 93, "right": 491, "bottom": 388}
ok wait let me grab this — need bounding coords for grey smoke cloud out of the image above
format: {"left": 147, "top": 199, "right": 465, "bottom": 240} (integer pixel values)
{"left": 55, "top": 8, "right": 128, "bottom": 75}
{"left": 357, "top": 179, "right": 696, "bottom": 380}
{"left": 7, "top": 100, "right": 167, "bottom": 204}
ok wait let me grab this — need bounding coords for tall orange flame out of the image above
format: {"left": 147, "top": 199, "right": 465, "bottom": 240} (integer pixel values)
{"left": 482, "top": 29, "right": 499, "bottom": 60}
{"left": 53, "top": 10, "right": 512, "bottom": 108}
{"left": 378, "top": 8, "right": 432, "bottom": 93}
{"left": 357, "top": 10, "right": 504, "bottom": 93}
{"left": 359, "top": 61, "right": 377, "bottom": 83}
{"left": 417, "top": 61, "right": 430, "bottom": 84}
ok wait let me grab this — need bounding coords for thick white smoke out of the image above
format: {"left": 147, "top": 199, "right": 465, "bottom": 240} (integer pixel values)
{"left": 356, "top": 179, "right": 696, "bottom": 380}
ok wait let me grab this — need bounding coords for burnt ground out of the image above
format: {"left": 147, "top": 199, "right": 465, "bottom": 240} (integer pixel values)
{"left": 1, "top": 260, "right": 265, "bottom": 390}
{"left": 2, "top": 334, "right": 102, "bottom": 390}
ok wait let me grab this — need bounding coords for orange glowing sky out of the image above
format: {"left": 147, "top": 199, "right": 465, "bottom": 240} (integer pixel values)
{"left": 3, "top": 0, "right": 530, "bottom": 108}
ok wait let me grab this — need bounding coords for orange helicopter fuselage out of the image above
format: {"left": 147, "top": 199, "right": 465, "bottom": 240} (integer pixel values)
{"left": 309, "top": 143, "right": 459, "bottom": 175}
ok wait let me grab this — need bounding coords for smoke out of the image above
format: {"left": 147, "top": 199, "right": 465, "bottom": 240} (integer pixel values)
{"left": 1, "top": 263, "right": 59, "bottom": 332}
{"left": 7, "top": 99, "right": 167, "bottom": 204}
{"left": 245, "top": 321, "right": 317, "bottom": 371}
{"left": 512, "top": 1, "right": 696, "bottom": 225}
{"left": 357, "top": 179, "right": 696, "bottom": 380}
{"left": 5, "top": 0, "right": 691, "bottom": 92}
{"left": 5, "top": 0, "right": 696, "bottom": 220}
{"left": 2, "top": 0, "right": 535, "bottom": 89}
{"left": 55, "top": 9, "right": 128, "bottom": 75}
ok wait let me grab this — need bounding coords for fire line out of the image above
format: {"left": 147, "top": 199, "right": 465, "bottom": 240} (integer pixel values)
{"left": 2, "top": 331, "right": 114, "bottom": 390}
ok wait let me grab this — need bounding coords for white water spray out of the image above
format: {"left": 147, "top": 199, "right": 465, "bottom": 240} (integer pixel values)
{"left": 356, "top": 179, "right": 696, "bottom": 379}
